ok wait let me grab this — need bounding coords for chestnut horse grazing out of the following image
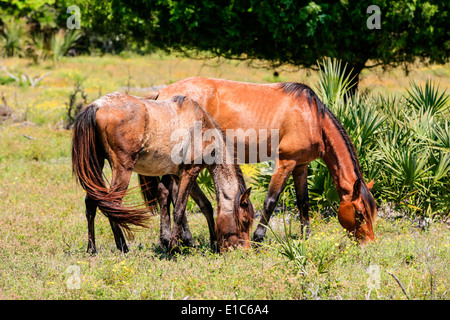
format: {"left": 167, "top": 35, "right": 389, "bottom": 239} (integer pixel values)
{"left": 72, "top": 92, "right": 254, "bottom": 254}
{"left": 148, "top": 77, "right": 377, "bottom": 243}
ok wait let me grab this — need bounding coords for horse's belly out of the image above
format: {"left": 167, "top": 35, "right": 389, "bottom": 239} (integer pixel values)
{"left": 134, "top": 152, "right": 179, "bottom": 176}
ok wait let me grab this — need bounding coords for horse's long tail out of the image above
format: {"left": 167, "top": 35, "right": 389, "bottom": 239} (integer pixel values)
{"left": 72, "top": 103, "right": 150, "bottom": 235}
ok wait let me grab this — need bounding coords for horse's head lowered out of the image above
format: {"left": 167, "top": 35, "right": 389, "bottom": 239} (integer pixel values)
{"left": 215, "top": 187, "right": 255, "bottom": 251}
{"left": 338, "top": 179, "right": 377, "bottom": 243}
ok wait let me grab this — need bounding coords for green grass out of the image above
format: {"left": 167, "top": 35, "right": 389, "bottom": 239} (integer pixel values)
{"left": 0, "top": 54, "right": 448, "bottom": 125}
{"left": 0, "top": 125, "right": 448, "bottom": 300}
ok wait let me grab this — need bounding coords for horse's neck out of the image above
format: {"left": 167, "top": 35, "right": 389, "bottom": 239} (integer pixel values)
{"left": 208, "top": 163, "right": 241, "bottom": 209}
{"left": 321, "top": 111, "right": 360, "bottom": 201}
{"left": 204, "top": 125, "right": 243, "bottom": 207}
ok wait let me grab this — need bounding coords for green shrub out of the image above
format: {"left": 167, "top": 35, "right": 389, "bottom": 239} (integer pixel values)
{"left": 0, "top": 16, "right": 28, "bottom": 57}
{"left": 50, "top": 29, "right": 82, "bottom": 63}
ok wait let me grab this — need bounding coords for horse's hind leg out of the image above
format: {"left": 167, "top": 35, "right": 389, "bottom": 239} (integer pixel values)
{"left": 109, "top": 220, "right": 129, "bottom": 253}
{"left": 85, "top": 195, "right": 98, "bottom": 254}
{"left": 190, "top": 181, "right": 217, "bottom": 251}
{"left": 86, "top": 196, "right": 128, "bottom": 254}
{"left": 108, "top": 167, "right": 135, "bottom": 253}
{"left": 292, "top": 164, "right": 311, "bottom": 238}
{"left": 85, "top": 154, "right": 105, "bottom": 255}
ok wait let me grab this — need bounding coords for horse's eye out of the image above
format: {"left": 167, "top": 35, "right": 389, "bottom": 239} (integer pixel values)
{"left": 355, "top": 210, "right": 364, "bottom": 221}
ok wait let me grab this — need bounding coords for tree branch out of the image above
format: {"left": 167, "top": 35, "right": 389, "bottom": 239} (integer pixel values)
{"left": 387, "top": 271, "right": 410, "bottom": 300}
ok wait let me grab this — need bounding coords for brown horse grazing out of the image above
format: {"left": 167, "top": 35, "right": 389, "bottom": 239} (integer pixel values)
{"left": 146, "top": 77, "right": 377, "bottom": 244}
{"left": 72, "top": 92, "right": 254, "bottom": 254}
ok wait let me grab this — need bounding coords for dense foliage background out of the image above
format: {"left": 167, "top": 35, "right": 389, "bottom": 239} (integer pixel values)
{"left": 1, "top": 0, "right": 449, "bottom": 89}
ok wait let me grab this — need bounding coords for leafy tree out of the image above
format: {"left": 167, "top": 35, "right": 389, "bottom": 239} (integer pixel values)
{"left": 1, "top": 0, "right": 448, "bottom": 90}
{"left": 108, "top": 0, "right": 449, "bottom": 90}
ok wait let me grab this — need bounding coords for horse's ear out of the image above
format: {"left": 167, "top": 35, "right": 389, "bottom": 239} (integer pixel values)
{"left": 352, "top": 178, "right": 362, "bottom": 201}
{"left": 367, "top": 179, "right": 374, "bottom": 191}
{"left": 239, "top": 187, "right": 252, "bottom": 206}
{"left": 144, "top": 91, "right": 159, "bottom": 100}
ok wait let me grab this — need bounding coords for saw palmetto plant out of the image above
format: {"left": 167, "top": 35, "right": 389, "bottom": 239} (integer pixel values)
{"left": 250, "top": 58, "right": 449, "bottom": 220}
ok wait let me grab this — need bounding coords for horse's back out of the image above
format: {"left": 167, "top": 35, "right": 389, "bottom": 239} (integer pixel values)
{"left": 158, "top": 77, "right": 311, "bottom": 124}
{"left": 157, "top": 78, "right": 325, "bottom": 163}
{"left": 94, "top": 93, "right": 148, "bottom": 135}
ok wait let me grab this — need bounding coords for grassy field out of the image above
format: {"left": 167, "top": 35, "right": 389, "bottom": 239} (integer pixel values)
{"left": 1, "top": 53, "right": 448, "bottom": 125}
{"left": 0, "top": 54, "right": 449, "bottom": 300}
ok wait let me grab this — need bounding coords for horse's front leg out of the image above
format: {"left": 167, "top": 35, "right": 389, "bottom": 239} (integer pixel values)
{"left": 157, "top": 175, "right": 173, "bottom": 249}
{"left": 253, "top": 159, "right": 297, "bottom": 243}
{"left": 170, "top": 177, "right": 196, "bottom": 248}
{"left": 292, "top": 163, "right": 311, "bottom": 238}
{"left": 171, "top": 176, "right": 216, "bottom": 251}
{"left": 168, "top": 166, "right": 203, "bottom": 254}
{"left": 189, "top": 181, "right": 216, "bottom": 251}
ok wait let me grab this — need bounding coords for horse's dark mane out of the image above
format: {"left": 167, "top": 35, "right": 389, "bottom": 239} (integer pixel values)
{"left": 324, "top": 108, "right": 363, "bottom": 180}
{"left": 233, "top": 164, "right": 247, "bottom": 195}
{"left": 233, "top": 164, "right": 254, "bottom": 230}
{"left": 280, "top": 82, "right": 362, "bottom": 179}
{"left": 361, "top": 184, "right": 377, "bottom": 221}
{"left": 326, "top": 107, "right": 377, "bottom": 219}
{"left": 279, "top": 82, "right": 326, "bottom": 116}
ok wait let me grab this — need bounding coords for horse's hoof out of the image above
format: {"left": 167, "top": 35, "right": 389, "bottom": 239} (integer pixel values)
{"left": 182, "top": 238, "right": 195, "bottom": 248}
{"left": 211, "top": 241, "right": 219, "bottom": 253}
{"left": 168, "top": 239, "right": 181, "bottom": 255}
{"left": 301, "top": 226, "right": 312, "bottom": 239}
{"left": 252, "top": 233, "right": 265, "bottom": 244}
{"left": 160, "top": 236, "right": 170, "bottom": 249}
{"left": 86, "top": 247, "right": 97, "bottom": 255}
{"left": 180, "top": 235, "right": 195, "bottom": 248}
